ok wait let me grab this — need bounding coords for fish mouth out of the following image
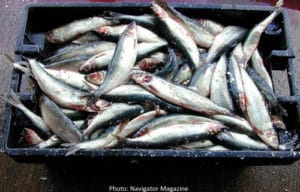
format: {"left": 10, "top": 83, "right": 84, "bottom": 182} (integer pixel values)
{"left": 259, "top": 128, "right": 279, "bottom": 149}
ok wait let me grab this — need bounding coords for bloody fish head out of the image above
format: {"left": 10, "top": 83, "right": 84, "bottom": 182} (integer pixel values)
{"left": 95, "top": 26, "right": 110, "bottom": 35}
{"left": 125, "top": 21, "right": 137, "bottom": 37}
{"left": 259, "top": 128, "right": 279, "bottom": 149}
{"left": 129, "top": 70, "right": 153, "bottom": 85}
{"left": 85, "top": 72, "right": 105, "bottom": 85}
{"left": 151, "top": 2, "right": 168, "bottom": 19}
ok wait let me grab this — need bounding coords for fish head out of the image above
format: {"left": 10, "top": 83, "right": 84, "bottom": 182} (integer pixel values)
{"left": 151, "top": 2, "right": 168, "bottom": 19}
{"left": 95, "top": 26, "right": 111, "bottom": 35}
{"left": 125, "top": 21, "right": 137, "bottom": 37}
{"left": 85, "top": 71, "right": 106, "bottom": 85}
{"left": 129, "top": 69, "right": 153, "bottom": 85}
{"left": 257, "top": 127, "right": 279, "bottom": 149}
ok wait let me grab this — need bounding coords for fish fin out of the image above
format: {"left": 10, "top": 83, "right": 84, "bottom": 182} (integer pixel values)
{"left": 65, "top": 144, "right": 81, "bottom": 156}
{"left": 103, "top": 11, "right": 123, "bottom": 20}
{"left": 61, "top": 143, "right": 76, "bottom": 148}
{"left": 276, "top": 0, "right": 283, "bottom": 8}
{"left": 4, "top": 89, "right": 23, "bottom": 108}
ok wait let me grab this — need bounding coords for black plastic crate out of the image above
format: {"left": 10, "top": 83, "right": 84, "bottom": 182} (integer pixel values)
{"left": 1, "top": 2, "right": 300, "bottom": 164}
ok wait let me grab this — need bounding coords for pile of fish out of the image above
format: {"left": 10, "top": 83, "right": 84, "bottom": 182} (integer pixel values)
{"left": 5, "top": 0, "right": 296, "bottom": 156}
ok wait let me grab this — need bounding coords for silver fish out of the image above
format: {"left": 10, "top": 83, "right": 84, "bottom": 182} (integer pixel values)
{"left": 107, "top": 109, "right": 167, "bottom": 147}
{"left": 121, "top": 122, "right": 226, "bottom": 147}
{"left": 37, "top": 135, "right": 61, "bottom": 149}
{"left": 196, "top": 18, "right": 224, "bottom": 36}
{"left": 40, "top": 95, "right": 82, "bottom": 143}
{"left": 28, "top": 59, "right": 106, "bottom": 112}
{"left": 23, "top": 128, "right": 44, "bottom": 146}
{"left": 134, "top": 114, "right": 218, "bottom": 138}
{"left": 65, "top": 123, "right": 123, "bottom": 156}
{"left": 102, "top": 84, "right": 183, "bottom": 112}
{"left": 212, "top": 114, "right": 254, "bottom": 136}
{"left": 172, "top": 63, "right": 192, "bottom": 85}
{"left": 45, "top": 68, "right": 98, "bottom": 91}
{"left": 71, "top": 31, "right": 102, "bottom": 44}
{"left": 207, "top": 26, "right": 247, "bottom": 63}
{"left": 243, "top": 8, "right": 282, "bottom": 63}
{"left": 5, "top": 89, "right": 51, "bottom": 137}
{"left": 240, "top": 67, "right": 279, "bottom": 149}
{"left": 88, "top": 22, "right": 138, "bottom": 98}
{"left": 227, "top": 49, "right": 246, "bottom": 115}
{"left": 104, "top": 11, "right": 156, "bottom": 28}
{"left": 216, "top": 130, "right": 270, "bottom": 150}
{"left": 151, "top": 2, "right": 200, "bottom": 70}
{"left": 46, "top": 17, "right": 118, "bottom": 43}
{"left": 95, "top": 24, "right": 166, "bottom": 43}
{"left": 189, "top": 62, "right": 216, "bottom": 97}
{"left": 45, "top": 55, "right": 91, "bottom": 72}
{"left": 130, "top": 70, "right": 232, "bottom": 116}
{"left": 172, "top": 140, "right": 215, "bottom": 150}
{"left": 250, "top": 49, "right": 273, "bottom": 89}
{"left": 210, "top": 54, "right": 234, "bottom": 111}
{"left": 154, "top": 0, "right": 214, "bottom": 48}
{"left": 82, "top": 103, "right": 144, "bottom": 137}
{"left": 44, "top": 41, "right": 116, "bottom": 63}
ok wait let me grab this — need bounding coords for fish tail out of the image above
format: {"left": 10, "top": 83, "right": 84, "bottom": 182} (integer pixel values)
{"left": 4, "top": 89, "right": 23, "bottom": 108}
{"left": 103, "top": 11, "right": 123, "bottom": 19}
{"left": 65, "top": 144, "right": 81, "bottom": 156}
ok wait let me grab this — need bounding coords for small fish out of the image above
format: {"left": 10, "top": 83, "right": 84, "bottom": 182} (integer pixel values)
{"left": 215, "top": 130, "right": 270, "bottom": 150}
{"left": 196, "top": 18, "right": 224, "bottom": 36}
{"left": 44, "top": 41, "right": 116, "bottom": 63}
{"left": 102, "top": 84, "right": 183, "bottom": 112}
{"left": 250, "top": 49, "right": 273, "bottom": 89}
{"left": 37, "top": 135, "right": 61, "bottom": 149}
{"left": 107, "top": 109, "right": 167, "bottom": 147}
{"left": 4, "top": 89, "right": 51, "bottom": 137}
{"left": 246, "top": 67, "right": 287, "bottom": 117}
{"left": 40, "top": 95, "right": 82, "bottom": 143}
{"left": 133, "top": 114, "right": 218, "bottom": 138}
{"left": 172, "top": 63, "right": 192, "bottom": 85}
{"left": 189, "top": 62, "right": 216, "bottom": 97}
{"left": 44, "top": 55, "right": 91, "bottom": 72}
{"left": 151, "top": 2, "right": 200, "bottom": 70}
{"left": 243, "top": 7, "right": 282, "bottom": 63}
{"left": 61, "top": 108, "right": 88, "bottom": 121}
{"left": 45, "top": 68, "right": 98, "bottom": 91}
{"left": 95, "top": 24, "right": 166, "bottom": 43}
{"left": 207, "top": 26, "right": 247, "bottom": 63}
{"left": 212, "top": 114, "right": 254, "bottom": 136}
{"left": 46, "top": 17, "right": 118, "bottom": 43}
{"left": 120, "top": 122, "right": 226, "bottom": 147}
{"left": 87, "top": 22, "right": 138, "bottom": 99}
{"left": 210, "top": 54, "right": 234, "bottom": 111}
{"left": 154, "top": 48, "right": 180, "bottom": 81}
{"left": 171, "top": 139, "right": 215, "bottom": 150}
{"left": 23, "top": 128, "right": 45, "bottom": 146}
{"left": 104, "top": 11, "right": 156, "bottom": 28}
{"left": 65, "top": 123, "right": 124, "bottom": 156}
{"left": 71, "top": 31, "right": 102, "bottom": 44}
{"left": 28, "top": 59, "right": 106, "bottom": 112}
{"left": 227, "top": 50, "right": 246, "bottom": 115}
{"left": 82, "top": 103, "right": 144, "bottom": 137}
{"left": 240, "top": 67, "right": 279, "bottom": 149}
{"left": 130, "top": 70, "right": 232, "bottom": 116}
{"left": 154, "top": 0, "right": 214, "bottom": 48}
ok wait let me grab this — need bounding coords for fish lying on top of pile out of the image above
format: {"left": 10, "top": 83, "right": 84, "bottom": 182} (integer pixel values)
{"left": 5, "top": 0, "right": 296, "bottom": 156}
